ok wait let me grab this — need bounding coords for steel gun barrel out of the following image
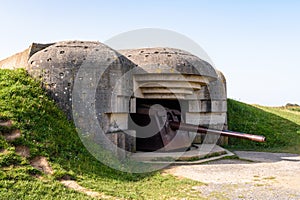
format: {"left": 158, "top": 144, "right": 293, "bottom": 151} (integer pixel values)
{"left": 169, "top": 121, "right": 266, "bottom": 142}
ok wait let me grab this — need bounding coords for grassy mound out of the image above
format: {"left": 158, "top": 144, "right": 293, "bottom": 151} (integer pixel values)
{"left": 0, "top": 69, "right": 203, "bottom": 199}
{"left": 227, "top": 99, "right": 300, "bottom": 153}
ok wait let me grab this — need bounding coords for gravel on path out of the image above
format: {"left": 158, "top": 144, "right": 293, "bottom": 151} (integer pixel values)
{"left": 165, "top": 151, "right": 300, "bottom": 200}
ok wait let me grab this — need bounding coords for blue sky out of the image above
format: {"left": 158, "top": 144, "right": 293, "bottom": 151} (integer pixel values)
{"left": 0, "top": 0, "right": 299, "bottom": 106}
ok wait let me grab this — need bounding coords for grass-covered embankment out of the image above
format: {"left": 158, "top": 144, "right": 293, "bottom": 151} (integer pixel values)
{"left": 0, "top": 69, "right": 203, "bottom": 200}
{"left": 227, "top": 99, "right": 300, "bottom": 153}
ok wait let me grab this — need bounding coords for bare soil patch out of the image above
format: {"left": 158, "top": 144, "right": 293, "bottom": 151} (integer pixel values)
{"left": 2, "top": 129, "right": 21, "bottom": 141}
{"left": 60, "top": 180, "right": 117, "bottom": 199}
{"left": 15, "top": 145, "right": 30, "bottom": 158}
{"left": 30, "top": 156, "right": 53, "bottom": 175}
{"left": 0, "top": 120, "right": 13, "bottom": 127}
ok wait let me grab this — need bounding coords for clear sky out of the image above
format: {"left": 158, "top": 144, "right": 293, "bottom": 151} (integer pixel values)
{"left": 0, "top": 0, "right": 299, "bottom": 106}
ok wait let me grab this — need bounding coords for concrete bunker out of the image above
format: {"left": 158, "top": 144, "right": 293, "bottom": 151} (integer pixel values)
{"left": 0, "top": 41, "right": 228, "bottom": 156}
{"left": 120, "top": 48, "right": 228, "bottom": 153}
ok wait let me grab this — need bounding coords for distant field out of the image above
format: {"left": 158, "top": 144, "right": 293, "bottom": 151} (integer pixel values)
{"left": 257, "top": 105, "right": 300, "bottom": 125}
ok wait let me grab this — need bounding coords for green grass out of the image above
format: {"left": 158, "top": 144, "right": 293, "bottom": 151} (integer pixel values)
{"left": 0, "top": 69, "right": 205, "bottom": 199}
{"left": 227, "top": 99, "right": 300, "bottom": 153}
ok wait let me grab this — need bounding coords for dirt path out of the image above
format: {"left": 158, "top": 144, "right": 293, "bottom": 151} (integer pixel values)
{"left": 165, "top": 151, "right": 300, "bottom": 200}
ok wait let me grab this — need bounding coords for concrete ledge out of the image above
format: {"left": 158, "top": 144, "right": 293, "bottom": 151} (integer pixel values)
{"left": 130, "top": 144, "right": 234, "bottom": 164}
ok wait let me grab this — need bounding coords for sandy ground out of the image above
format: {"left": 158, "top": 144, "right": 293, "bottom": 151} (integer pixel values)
{"left": 165, "top": 151, "right": 300, "bottom": 200}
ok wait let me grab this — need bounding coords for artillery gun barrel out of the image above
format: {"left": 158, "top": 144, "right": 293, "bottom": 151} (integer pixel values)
{"left": 169, "top": 121, "right": 266, "bottom": 142}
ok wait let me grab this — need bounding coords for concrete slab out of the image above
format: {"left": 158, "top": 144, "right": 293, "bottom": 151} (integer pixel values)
{"left": 234, "top": 151, "right": 300, "bottom": 162}
{"left": 130, "top": 144, "right": 234, "bottom": 164}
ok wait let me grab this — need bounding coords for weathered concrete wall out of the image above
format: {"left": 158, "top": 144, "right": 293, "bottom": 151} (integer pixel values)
{"left": 0, "top": 48, "right": 30, "bottom": 70}
{"left": 27, "top": 41, "right": 138, "bottom": 153}
{"left": 119, "top": 48, "right": 218, "bottom": 79}
{"left": 27, "top": 41, "right": 137, "bottom": 121}
{"left": 0, "top": 43, "right": 53, "bottom": 70}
